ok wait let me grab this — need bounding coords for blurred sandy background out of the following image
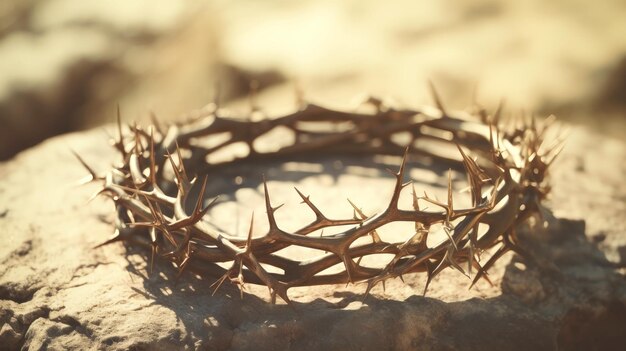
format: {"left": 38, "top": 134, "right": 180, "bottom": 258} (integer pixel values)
{"left": 1, "top": 0, "right": 625, "bottom": 160}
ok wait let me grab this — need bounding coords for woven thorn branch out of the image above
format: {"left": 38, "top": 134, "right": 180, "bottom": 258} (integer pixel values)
{"left": 76, "top": 85, "right": 565, "bottom": 305}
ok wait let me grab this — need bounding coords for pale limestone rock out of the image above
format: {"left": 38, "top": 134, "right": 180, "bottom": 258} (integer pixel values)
{"left": 0, "top": 124, "right": 624, "bottom": 350}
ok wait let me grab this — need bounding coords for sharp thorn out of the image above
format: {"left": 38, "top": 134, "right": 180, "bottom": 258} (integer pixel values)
{"left": 411, "top": 184, "right": 420, "bottom": 211}
{"left": 149, "top": 111, "right": 163, "bottom": 135}
{"left": 71, "top": 149, "right": 98, "bottom": 178}
{"left": 493, "top": 98, "right": 505, "bottom": 125}
{"left": 149, "top": 127, "right": 157, "bottom": 185}
{"left": 174, "top": 140, "right": 189, "bottom": 182}
{"left": 194, "top": 175, "right": 209, "bottom": 215}
{"left": 93, "top": 230, "right": 123, "bottom": 249}
{"left": 245, "top": 211, "right": 255, "bottom": 251}
{"left": 428, "top": 80, "right": 446, "bottom": 115}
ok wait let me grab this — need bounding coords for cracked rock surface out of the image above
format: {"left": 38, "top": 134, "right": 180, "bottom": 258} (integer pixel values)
{"left": 1, "top": 123, "right": 625, "bottom": 350}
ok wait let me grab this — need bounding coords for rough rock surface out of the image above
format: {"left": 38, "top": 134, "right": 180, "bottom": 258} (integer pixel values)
{"left": 1, "top": 122, "right": 625, "bottom": 350}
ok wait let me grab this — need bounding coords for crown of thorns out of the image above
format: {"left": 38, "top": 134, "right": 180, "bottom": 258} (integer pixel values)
{"left": 76, "top": 84, "right": 565, "bottom": 305}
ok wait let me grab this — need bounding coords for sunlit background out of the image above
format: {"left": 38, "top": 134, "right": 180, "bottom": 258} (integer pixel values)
{"left": 1, "top": 0, "right": 625, "bottom": 160}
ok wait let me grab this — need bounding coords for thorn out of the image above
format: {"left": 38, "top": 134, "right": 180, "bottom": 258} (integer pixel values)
{"left": 493, "top": 99, "right": 505, "bottom": 125}
{"left": 345, "top": 201, "right": 378, "bottom": 242}
{"left": 149, "top": 127, "right": 157, "bottom": 185}
{"left": 269, "top": 287, "right": 276, "bottom": 304}
{"left": 109, "top": 184, "right": 156, "bottom": 202}
{"left": 263, "top": 177, "right": 279, "bottom": 229}
{"left": 143, "top": 194, "right": 162, "bottom": 223}
{"left": 86, "top": 188, "right": 107, "bottom": 204}
{"left": 194, "top": 175, "right": 209, "bottom": 216}
{"left": 93, "top": 229, "right": 123, "bottom": 249}
{"left": 447, "top": 169, "right": 453, "bottom": 217}
{"left": 132, "top": 122, "right": 144, "bottom": 155}
{"left": 488, "top": 122, "right": 495, "bottom": 151}
{"left": 237, "top": 263, "right": 245, "bottom": 299}
{"left": 469, "top": 244, "right": 509, "bottom": 289}
{"left": 294, "top": 187, "right": 325, "bottom": 220}
{"left": 468, "top": 237, "right": 475, "bottom": 276}
{"left": 71, "top": 150, "right": 98, "bottom": 183}
{"left": 356, "top": 255, "right": 363, "bottom": 266}
{"left": 546, "top": 138, "right": 567, "bottom": 168}
{"left": 174, "top": 141, "right": 189, "bottom": 183}
{"left": 399, "top": 146, "right": 409, "bottom": 178}
{"left": 149, "top": 111, "right": 163, "bottom": 135}
{"left": 149, "top": 243, "right": 157, "bottom": 274}
{"left": 455, "top": 142, "right": 487, "bottom": 206}
{"left": 468, "top": 259, "right": 494, "bottom": 289}
{"left": 388, "top": 147, "right": 410, "bottom": 209}
{"left": 411, "top": 184, "right": 420, "bottom": 211}
{"left": 173, "top": 242, "right": 192, "bottom": 282}
{"left": 347, "top": 198, "right": 367, "bottom": 220}
{"left": 362, "top": 280, "right": 375, "bottom": 302}
{"left": 428, "top": 80, "right": 446, "bottom": 115}
{"left": 166, "top": 150, "right": 184, "bottom": 194}
{"left": 211, "top": 272, "right": 230, "bottom": 296}
{"left": 245, "top": 212, "right": 255, "bottom": 252}
{"left": 489, "top": 177, "right": 502, "bottom": 208}
{"left": 342, "top": 255, "right": 355, "bottom": 284}
{"left": 445, "top": 247, "right": 468, "bottom": 278}
{"left": 149, "top": 227, "right": 158, "bottom": 274}
{"left": 127, "top": 221, "right": 156, "bottom": 229}
{"left": 496, "top": 122, "right": 506, "bottom": 148}
{"left": 423, "top": 262, "right": 434, "bottom": 296}
{"left": 116, "top": 105, "right": 127, "bottom": 159}
{"left": 443, "top": 225, "right": 458, "bottom": 251}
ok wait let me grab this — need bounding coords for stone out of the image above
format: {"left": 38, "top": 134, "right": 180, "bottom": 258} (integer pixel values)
{"left": 1, "top": 120, "right": 625, "bottom": 350}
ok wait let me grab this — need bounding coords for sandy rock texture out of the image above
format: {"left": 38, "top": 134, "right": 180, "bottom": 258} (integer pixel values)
{"left": 0, "top": 118, "right": 624, "bottom": 350}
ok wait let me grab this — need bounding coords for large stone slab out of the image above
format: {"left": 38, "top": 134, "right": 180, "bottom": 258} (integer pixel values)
{"left": 0, "top": 123, "right": 624, "bottom": 350}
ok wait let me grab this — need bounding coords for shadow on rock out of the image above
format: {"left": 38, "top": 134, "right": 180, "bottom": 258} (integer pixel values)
{"left": 115, "top": 158, "right": 625, "bottom": 351}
